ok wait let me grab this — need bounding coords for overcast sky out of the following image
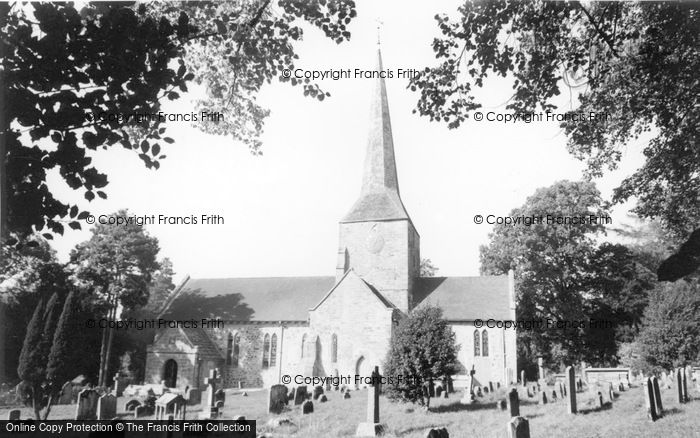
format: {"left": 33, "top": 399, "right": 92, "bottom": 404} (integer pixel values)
{"left": 45, "top": 0, "right": 646, "bottom": 281}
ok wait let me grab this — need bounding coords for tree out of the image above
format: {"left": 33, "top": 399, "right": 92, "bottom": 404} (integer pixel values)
{"left": 384, "top": 305, "right": 458, "bottom": 409}
{"left": 71, "top": 209, "right": 160, "bottom": 387}
{"left": 1, "top": 1, "right": 356, "bottom": 242}
{"left": 46, "top": 290, "right": 77, "bottom": 393}
{"left": 636, "top": 279, "right": 700, "bottom": 373}
{"left": 412, "top": 2, "right": 699, "bottom": 240}
{"left": 479, "top": 180, "right": 651, "bottom": 366}
{"left": 419, "top": 258, "right": 439, "bottom": 277}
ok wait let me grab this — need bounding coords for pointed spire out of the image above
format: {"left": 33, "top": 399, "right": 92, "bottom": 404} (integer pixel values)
{"left": 341, "top": 46, "right": 410, "bottom": 223}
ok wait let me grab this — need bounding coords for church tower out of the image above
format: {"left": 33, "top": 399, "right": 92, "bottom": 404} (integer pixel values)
{"left": 336, "top": 46, "right": 420, "bottom": 314}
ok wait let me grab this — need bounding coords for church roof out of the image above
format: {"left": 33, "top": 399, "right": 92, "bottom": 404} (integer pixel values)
{"left": 414, "top": 275, "right": 513, "bottom": 321}
{"left": 341, "top": 47, "right": 412, "bottom": 224}
{"left": 161, "top": 276, "right": 336, "bottom": 322}
{"left": 182, "top": 328, "right": 224, "bottom": 359}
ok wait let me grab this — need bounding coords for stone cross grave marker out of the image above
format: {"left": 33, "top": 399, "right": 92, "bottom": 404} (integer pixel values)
{"left": 204, "top": 369, "right": 220, "bottom": 419}
{"left": 461, "top": 365, "right": 476, "bottom": 404}
{"left": 355, "top": 366, "right": 385, "bottom": 437}
{"left": 97, "top": 393, "right": 117, "bottom": 420}
{"left": 566, "top": 366, "right": 577, "bottom": 414}
{"left": 75, "top": 388, "right": 99, "bottom": 420}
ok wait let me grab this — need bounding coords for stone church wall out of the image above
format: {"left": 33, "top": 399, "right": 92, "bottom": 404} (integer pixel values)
{"left": 451, "top": 323, "right": 516, "bottom": 388}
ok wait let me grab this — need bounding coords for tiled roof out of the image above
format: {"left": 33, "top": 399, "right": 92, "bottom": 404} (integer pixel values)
{"left": 341, "top": 191, "right": 410, "bottom": 223}
{"left": 182, "top": 328, "right": 224, "bottom": 360}
{"left": 163, "top": 276, "right": 336, "bottom": 322}
{"left": 414, "top": 275, "right": 512, "bottom": 321}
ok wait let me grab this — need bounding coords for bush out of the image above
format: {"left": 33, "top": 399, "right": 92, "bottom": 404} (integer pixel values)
{"left": 384, "top": 306, "right": 458, "bottom": 408}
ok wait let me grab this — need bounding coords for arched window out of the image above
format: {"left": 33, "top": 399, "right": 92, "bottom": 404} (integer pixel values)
{"left": 331, "top": 333, "right": 338, "bottom": 363}
{"left": 301, "top": 333, "right": 307, "bottom": 358}
{"left": 232, "top": 333, "right": 240, "bottom": 368}
{"left": 473, "top": 330, "right": 481, "bottom": 357}
{"left": 226, "top": 333, "right": 233, "bottom": 365}
{"left": 262, "top": 334, "right": 270, "bottom": 368}
{"left": 482, "top": 329, "right": 489, "bottom": 357}
{"left": 270, "top": 334, "right": 278, "bottom": 367}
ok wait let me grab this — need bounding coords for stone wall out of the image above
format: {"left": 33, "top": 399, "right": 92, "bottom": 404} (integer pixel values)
{"left": 451, "top": 323, "right": 516, "bottom": 387}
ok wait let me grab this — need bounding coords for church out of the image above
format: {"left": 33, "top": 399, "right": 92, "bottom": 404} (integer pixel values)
{"left": 145, "top": 48, "right": 517, "bottom": 392}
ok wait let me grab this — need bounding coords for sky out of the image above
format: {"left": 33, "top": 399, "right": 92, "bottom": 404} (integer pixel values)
{"left": 44, "top": 0, "right": 646, "bottom": 282}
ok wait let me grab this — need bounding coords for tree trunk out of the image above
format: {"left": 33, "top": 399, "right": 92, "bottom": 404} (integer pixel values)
{"left": 97, "top": 308, "right": 109, "bottom": 387}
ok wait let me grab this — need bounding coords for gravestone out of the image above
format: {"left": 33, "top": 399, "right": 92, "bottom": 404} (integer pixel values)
{"left": 125, "top": 399, "right": 141, "bottom": 411}
{"left": 313, "top": 385, "right": 324, "bottom": 400}
{"left": 203, "top": 369, "right": 220, "bottom": 419}
{"left": 566, "top": 366, "right": 577, "bottom": 414}
{"left": 676, "top": 368, "right": 684, "bottom": 403}
{"left": 319, "top": 394, "right": 328, "bottom": 402}
{"left": 215, "top": 389, "right": 225, "bottom": 406}
{"left": 526, "top": 388, "right": 533, "bottom": 398}
{"left": 618, "top": 382, "right": 624, "bottom": 392}
{"left": 461, "top": 365, "right": 476, "bottom": 404}
{"left": 355, "top": 366, "right": 386, "bottom": 437}
{"left": 681, "top": 367, "right": 689, "bottom": 402}
{"left": 507, "top": 388, "right": 519, "bottom": 417}
{"left": 551, "top": 390, "right": 557, "bottom": 401}
{"left": 8, "top": 409, "right": 20, "bottom": 420}
{"left": 497, "top": 399, "right": 507, "bottom": 410}
{"left": 75, "top": 388, "right": 99, "bottom": 420}
{"left": 97, "top": 393, "right": 117, "bottom": 420}
{"left": 651, "top": 377, "right": 663, "bottom": 418}
{"left": 288, "top": 388, "right": 295, "bottom": 404}
{"left": 442, "top": 378, "right": 449, "bottom": 399}
{"left": 537, "top": 357, "right": 545, "bottom": 382}
{"left": 268, "top": 384, "right": 288, "bottom": 414}
{"left": 488, "top": 381, "right": 494, "bottom": 392}
{"left": 58, "top": 381, "right": 72, "bottom": 404}
{"left": 113, "top": 372, "right": 126, "bottom": 397}
{"left": 596, "top": 391, "right": 604, "bottom": 409}
{"left": 521, "top": 370, "right": 526, "bottom": 387}
{"left": 507, "top": 416, "right": 530, "bottom": 438}
{"left": 186, "top": 388, "right": 201, "bottom": 406}
{"left": 645, "top": 378, "right": 658, "bottom": 422}
{"left": 134, "top": 405, "right": 148, "bottom": 418}
{"left": 435, "top": 386, "right": 443, "bottom": 397}
{"left": 476, "top": 387, "right": 483, "bottom": 397}
{"left": 302, "top": 400, "right": 314, "bottom": 414}
{"left": 344, "top": 391, "right": 351, "bottom": 399}
{"left": 294, "top": 386, "right": 308, "bottom": 405}
{"left": 426, "top": 428, "right": 449, "bottom": 438}
{"left": 608, "top": 381, "right": 615, "bottom": 403}
{"left": 538, "top": 391, "right": 547, "bottom": 405}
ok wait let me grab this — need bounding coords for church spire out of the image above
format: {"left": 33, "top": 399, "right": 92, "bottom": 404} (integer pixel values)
{"left": 341, "top": 46, "right": 410, "bottom": 223}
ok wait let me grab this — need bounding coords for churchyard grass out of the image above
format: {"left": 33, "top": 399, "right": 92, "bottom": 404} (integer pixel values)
{"left": 1, "top": 383, "right": 698, "bottom": 437}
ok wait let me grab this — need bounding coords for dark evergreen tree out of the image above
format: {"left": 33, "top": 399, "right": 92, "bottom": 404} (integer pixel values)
{"left": 384, "top": 306, "right": 457, "bottom": 409}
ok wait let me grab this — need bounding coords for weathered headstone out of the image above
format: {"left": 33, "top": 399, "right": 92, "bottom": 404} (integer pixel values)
{"left": 97, "top": 393, "right": 117, "bottom": 420}
{"left": 461, "top": 365, "right": 476, "bottom": 405}
{"left": 313, "top": 385, "right": 324, "bottom": 400}
{"left": 676, "top": 368, "right": 684, "bottom": 403}
{"left": 651, "top": 377, "right": 663, "bottom": 417}
{"left": 538, "top": 391, "right": 547, "bottom": 405}
{"left": 520, "top": 370, "right": 526, "bottom": 387}
{"left": 489, "top": 381, "right": 494, "bottom": 392}
{"left": 294, "top": 386, "right": 308, "bottom": 405}
{"left": 8, "top": 409, "right": 20, "bottom": 420}
{"left": 566, "top": 366, "right": 576, "bottom": 414}
{"left": 355, "top": 366, "right": 385, "bottom": 437}
{"left": 134, "top": 405, "right": 148, "bottom": 418}
{"left": 344, "top": 391, "right": 351, "bottom": 399}
{"left": 203, "top": 369, "right": 220, "bottom": 419}
{"left": 125, "top": 399, "right": 141, "bottom": 411}
{"left": 537, "top": 357, "right": 545, "bottom": 382}
{"left": 497, "top": 399, "right": 507, "bottom": 410}
{"left": 681, "top": 367, "right": 689, "bottom": 402}
{"left": 608, "top": 381, "right": 615, "bottom": 403}
{"left": 302, "top": 400, "right": 314, "bottom": 414}
{"left": 645, "top": 378, "right": 658, "bottom": 422}
{"left": 58, "top": 381, "right": 72, "bottom": 404}
{"left": 436, "top": 386, "right": 443, "bottom": 397}
{"left": 507, "top": 416, "right": 530, "bottom": 438}
{"left": 186, "top": 388, "right": 201, "bottom": 406}
{"left": 288, "top": 387, "right": 295, "bottom": 403}
{"left": 526, "top": 387, "right": 533, "bottom": 398}
{"left": 426, "top": 428, "right": 449, "bottom": 438}
{"left": 113, "top": 372, "right": 126, "bottom": 397}
{"left": 507, "top": 388, "right": 519, "bottom": 417}
{"left": 551, "top": 389, "right": 557, "bottom": 401}
{"left": 319, "top": 394, "right": 328, "bottom": 402}
{"left": 268, "top": 384, "right": 288, "bottom": 414}
{"left": 75, "top": 388, "right": 99, "bottom": 420}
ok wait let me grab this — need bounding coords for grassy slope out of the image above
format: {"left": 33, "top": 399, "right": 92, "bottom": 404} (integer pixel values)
{"left": 1, "top": 382, "right": 698, "bottom": 437}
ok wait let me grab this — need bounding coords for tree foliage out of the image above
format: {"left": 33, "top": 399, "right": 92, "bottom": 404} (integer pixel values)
{"left": 636, "top": 279, "right": 700, "bottom": 372}
{"left": 1, "top": 0, "right": 355, "bottom": 241}
{"left": 480, "top": 180, "right": 656, "bottom": 367}
{"left": 384, "top": 305, "right": 457, "bottom": 408}
{"left": 413, "top": 1, "right": 699, "bottom": 238}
